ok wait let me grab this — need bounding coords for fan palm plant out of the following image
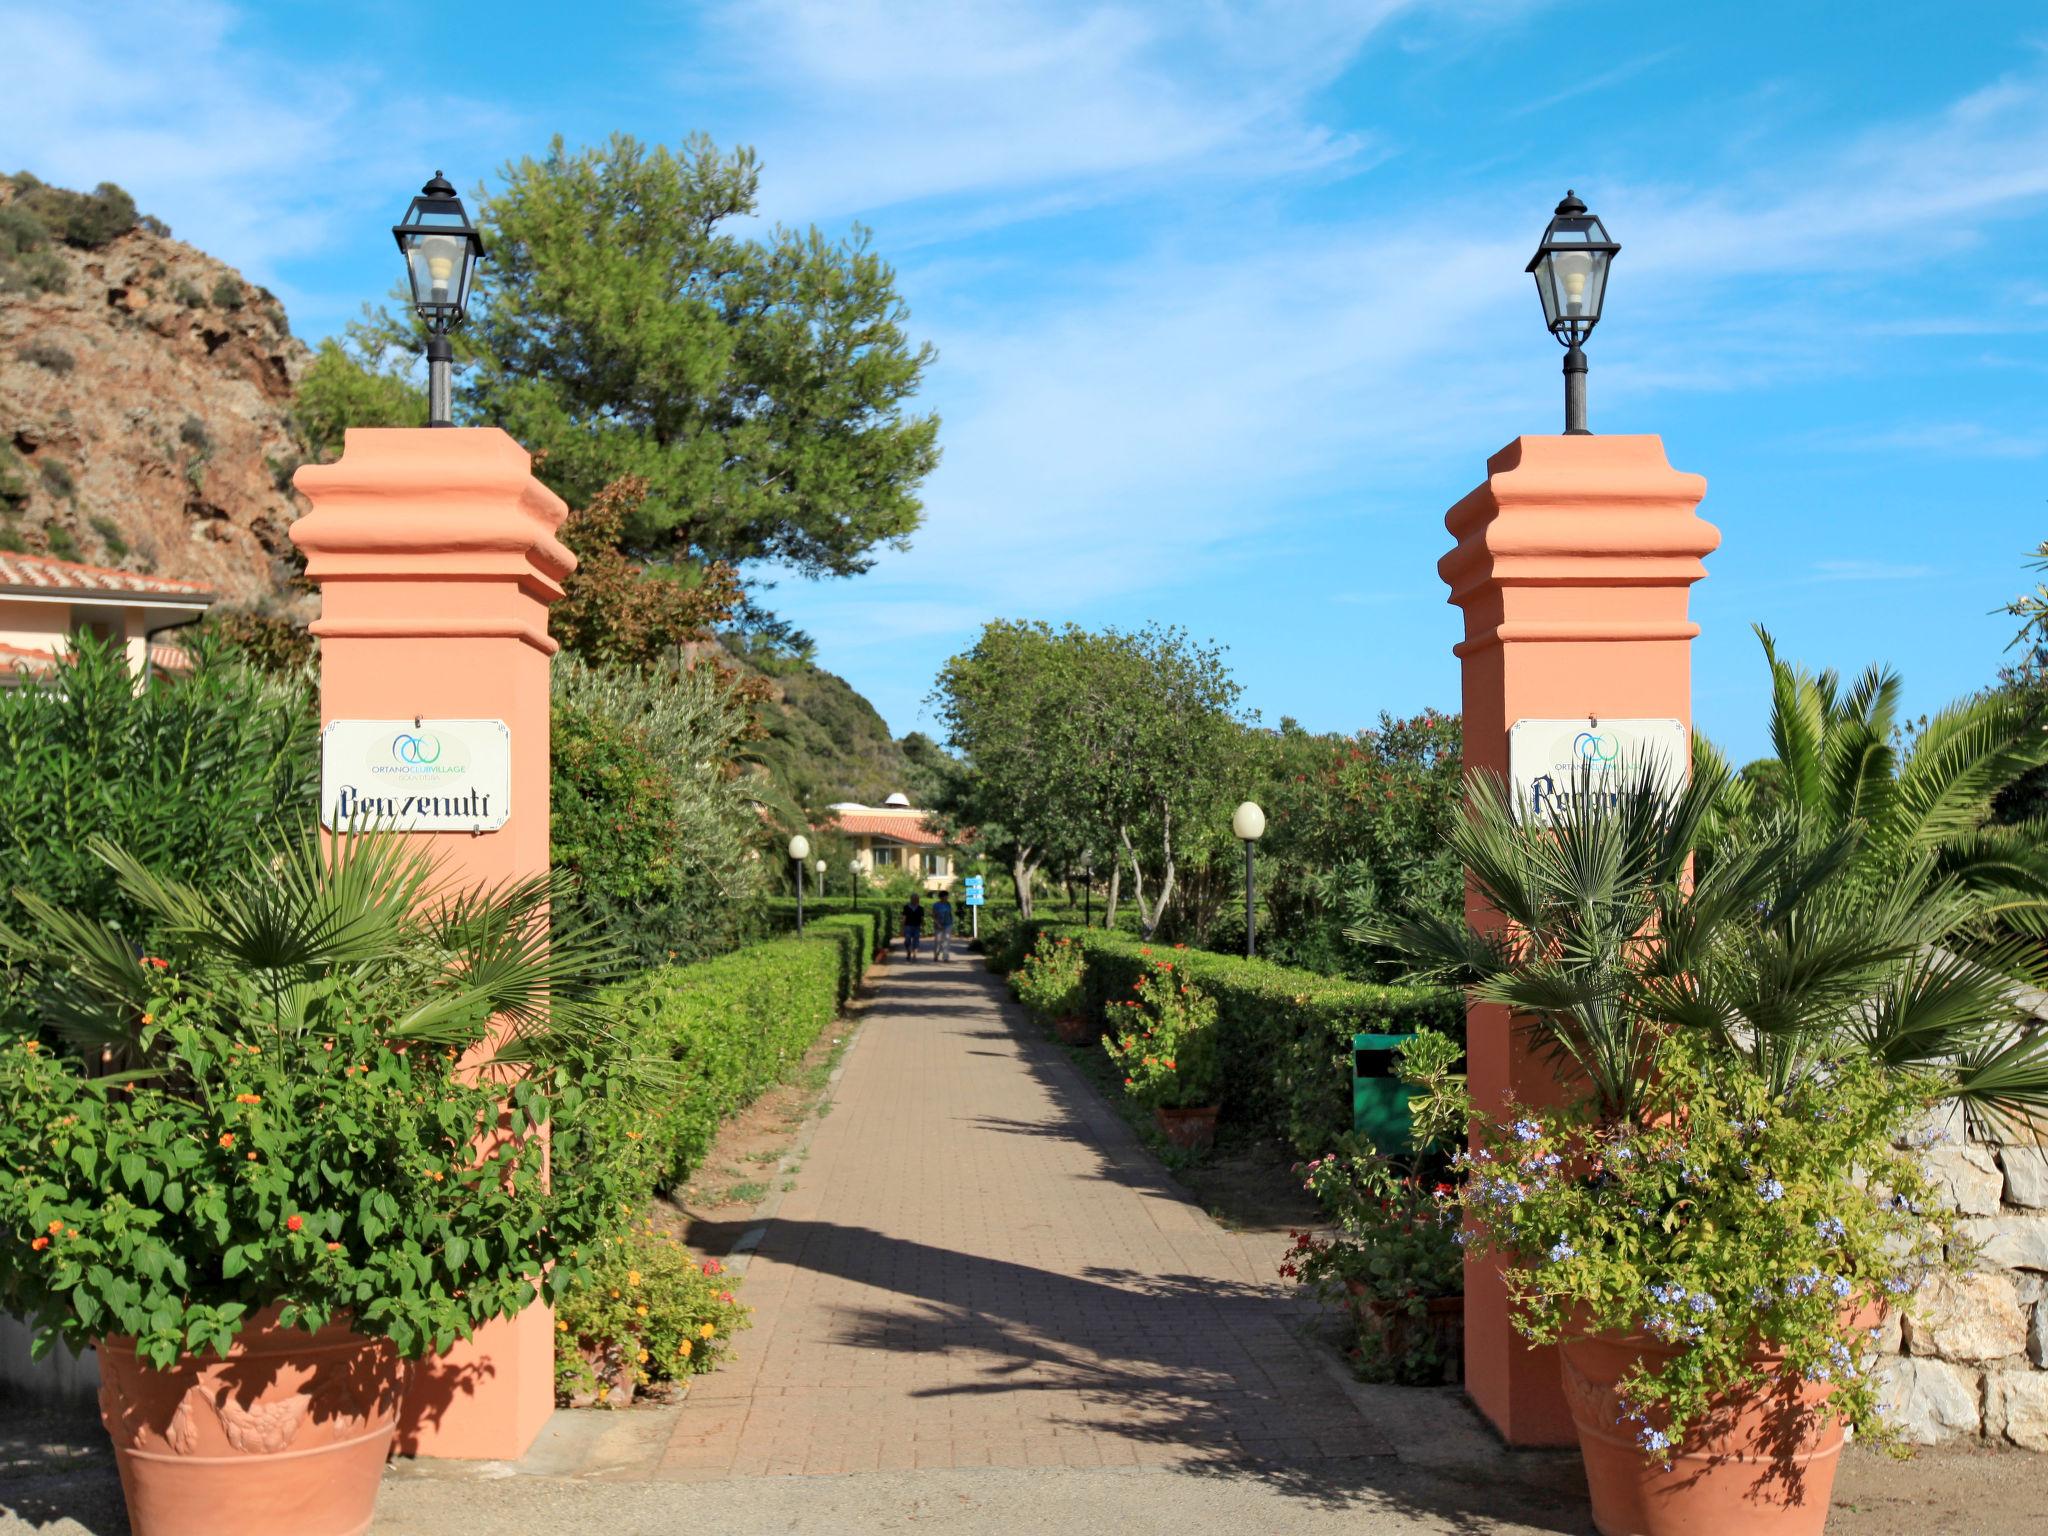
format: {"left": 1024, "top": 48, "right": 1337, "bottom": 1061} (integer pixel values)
{"left": 1709, "top": 628, "right": 2048, "bottom": 937}
{"left": 10, "top": 830, "right": 619, "bottom": 1074}
{"left": 1357, "top": 761, "right": 2048, "bottom": 1133}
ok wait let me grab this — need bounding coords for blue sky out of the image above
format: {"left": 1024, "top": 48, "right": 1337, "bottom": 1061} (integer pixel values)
{"left": 8, "top": 2, "right": 2048, "bottom": 765}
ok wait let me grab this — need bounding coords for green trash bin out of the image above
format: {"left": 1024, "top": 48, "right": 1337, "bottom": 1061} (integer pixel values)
{"left": 1352, "top": 1031, "right": 1417, "bottom": 1155}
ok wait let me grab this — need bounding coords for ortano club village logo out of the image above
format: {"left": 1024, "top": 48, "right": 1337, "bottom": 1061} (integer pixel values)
{"left": 325, "top": 721, "right": 504, "bottom": 827}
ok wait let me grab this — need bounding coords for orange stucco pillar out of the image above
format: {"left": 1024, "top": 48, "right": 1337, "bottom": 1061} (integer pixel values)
{"left": 1437, "top": 434, "right": 1718, "bottom": 1447}
{"left": 290, "top": 427, "right": 575, "bottom": 1461}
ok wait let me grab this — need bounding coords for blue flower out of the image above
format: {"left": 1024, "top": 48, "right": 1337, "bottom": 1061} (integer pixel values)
{"left": 1512, "top": 1118, "right": 1543, "bottom": 1143}
{"left": 1548, "top": 1239, "right": 1576, "bottom": 1264}
{"left": 1814, "top": 1216, "right": 1846, "bottom": 1243}
{"left": 1637, "top": 1426, "right": 1671, "bottom": 1455}
{"left": 1756, "top": 1177, "right": 1785, "bottom": 1203}
{"left": 1830, "top": 1275, "right": 1853, "bottom": 1299}
{"left": 1883, "top": 1275, "right": 1913, "bottom": 1297}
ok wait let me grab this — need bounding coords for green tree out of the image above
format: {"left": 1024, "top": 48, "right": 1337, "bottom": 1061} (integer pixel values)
{"left": 356, "top": 134, "right": 938, "bottom": 578}
{"left": 292, "top": 338, "right": 428, "bottom": 461}
{"left": 929, "top": 621, "right": 1096, "bottom": 919}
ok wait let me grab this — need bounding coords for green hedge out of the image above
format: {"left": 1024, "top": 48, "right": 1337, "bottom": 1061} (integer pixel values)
{"left": 1006, "top": 921, "right": 1460, "bottom": 1156}
{"left": 764, "top": 895, "right": 900, "bottom": 948}
{"left": 595, "top": 933, "right": 847, "bottom": 1188}
{"left": 807, "top": 911, "right": 877, "bottom": 1005}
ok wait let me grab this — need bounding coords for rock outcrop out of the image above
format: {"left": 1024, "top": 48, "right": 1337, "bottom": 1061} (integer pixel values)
{"left": 0, "top": 173, "right": 310, "bottom": 607}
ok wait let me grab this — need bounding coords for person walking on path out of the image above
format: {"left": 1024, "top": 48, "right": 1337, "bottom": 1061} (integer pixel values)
{"left": 901, "top": 895, "right": 925, "bottom": 961}
{"left": 931, "top": 892, "right": 955, "bottom": 961}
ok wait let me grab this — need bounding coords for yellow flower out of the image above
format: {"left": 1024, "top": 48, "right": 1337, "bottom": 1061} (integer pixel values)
{"left": 609, "top": 1288, "right": 620, "bottom": 1299}
{"left": 557, "top": 1321, "right": 569, "bottom": 1333}
{"left": 636, "top": 1305, "right": 649, "bottom": 1317}
{"left": 698, "top": 1323, "right": 716, "bottom": 1340}
{"left": 635, "top": 1349, "right": 649, "bottom": 1363}
{"left": 677, "top": 1339, "right": 693, "bottom": 1358}
{"left": 626, "top": 1270, "right": 641, "bottom": 1287}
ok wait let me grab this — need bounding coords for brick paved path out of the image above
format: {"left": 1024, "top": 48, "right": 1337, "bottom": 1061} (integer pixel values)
{"left": 658, "top": 953, "right": 1390, "bottom": 1478}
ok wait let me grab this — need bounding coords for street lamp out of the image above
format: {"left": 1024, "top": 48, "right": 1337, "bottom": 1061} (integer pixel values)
{"left": 392, "top": 171, "right": 485, "bottom": 428}
{"left": 849, "top": 856, "right": 863, "bottom": 918}
{"left": 815, "top": 857, "right": 827, "bottom": 899}
{"left": 1526, "top": 189, "right": 1619, "bottom": 436}
{"left": 788, "top": 833, "right": 811, "bottom": 935}
{"left": 1231, "top": 801, "right": 1265, "bottom": 959}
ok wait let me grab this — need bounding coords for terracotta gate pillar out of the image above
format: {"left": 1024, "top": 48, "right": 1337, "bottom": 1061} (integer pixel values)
{"left": 1437, "top": 434, "right": 1717, "bottom": 1446}
{"left": 291, "top": 427, "right": 575, "bottom": 1460}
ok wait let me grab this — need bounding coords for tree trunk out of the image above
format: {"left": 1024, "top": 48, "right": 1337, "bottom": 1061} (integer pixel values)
{"left": 1121, "top": 808, "right": 1178, "bottom": 940}
{"left": 1104, "top": 863, "right": 1121, "bottom": 929}
{"left": 1011, "top": 849, "right": 1039, "bottom": 920}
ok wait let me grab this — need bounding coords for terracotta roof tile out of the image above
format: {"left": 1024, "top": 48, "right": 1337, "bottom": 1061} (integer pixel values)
{"left": 824, "top": 811, "right": 950, "bottom": 847}
{"left": 0, "top": 551, "right": 214, "bottom": 599}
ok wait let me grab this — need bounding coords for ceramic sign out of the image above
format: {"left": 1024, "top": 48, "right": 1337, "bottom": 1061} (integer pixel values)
{"left": 320, "top": 719, "right": 511, "bottom": 832}
{"left": 1507, "top": 717, "right": 1688, "bottom": 826}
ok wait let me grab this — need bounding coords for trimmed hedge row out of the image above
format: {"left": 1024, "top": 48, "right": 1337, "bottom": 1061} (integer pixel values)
{"left": 1000, "top": 920, "right": 1461, "bottom": 1156}
{"left": 764, "top": 895, "right": 900, "bottom": 949}
{"left": 596, "top": 928, "right": 855, "bottom": 1189}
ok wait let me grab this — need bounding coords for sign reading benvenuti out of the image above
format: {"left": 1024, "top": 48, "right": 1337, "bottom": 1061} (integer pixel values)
{"left": 320, "top": 719, "right": 512, "bottom": 833}
{"left": 1507, "top": 717, "right": 1688, "bottom": 826}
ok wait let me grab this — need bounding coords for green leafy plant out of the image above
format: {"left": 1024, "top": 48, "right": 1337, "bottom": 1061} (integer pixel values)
{"left": 554, "top": 1222, "right": 748, "bottom": 1405}
{"left": 1449, "top": 1037, "right": 1951, "bottom": 1459}
{"left": 1101, "top": 950, "right": 1222, "bottom": 1110}
{"left": 0, "top": 833, "right": 623, "bottom": 1367}
{"left": 1282, "top": 1028, "right": 1466, "bottom": 1383}
{"left": 1010, "top": 932, "right": 1084, "bottom": 1021}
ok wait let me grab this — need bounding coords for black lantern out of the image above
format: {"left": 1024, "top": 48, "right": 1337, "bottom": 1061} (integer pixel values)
{"left": 1525, "top": 190, "right": 1619, "bottom": 434}
{"left": 391, "top": 172, "right": 484, "bottom": 426}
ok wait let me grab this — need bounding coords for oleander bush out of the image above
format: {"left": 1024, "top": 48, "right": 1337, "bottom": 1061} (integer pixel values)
{"left": 1000, "top": 921, "right": 1459, "bottom": 1155}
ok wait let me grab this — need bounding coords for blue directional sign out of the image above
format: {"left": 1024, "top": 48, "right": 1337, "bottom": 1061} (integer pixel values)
{"left": 962, "top": 876, "right": 985, "bottom": 907}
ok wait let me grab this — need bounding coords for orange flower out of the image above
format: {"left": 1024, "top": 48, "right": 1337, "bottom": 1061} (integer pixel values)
{"left": 21, "top": 1041, "right": 37, "bottom": 1054}
{"left": 245, "top": 1152, "right": 258, "bottom": 1162}
{"left": 234, "top": 1093, "right": 261, "bottom": 1105}
{"left": 30, "top": 1237, "right": 48, "bottom": 1252}
{"left": 140, "top": 1014, "right": 154, "bottom": 1026}
{"left": 284, "top": 1214, "right": 303, "bottom": 1233}
{"left": 1163, "top": 1059, "right": 1177, "bottom": 1070}
{"left": 327, "top": 1242, "right": 343, "bottom": 1252}
{"left": 218, "top": 1133, "right": 235, "bottom": 1149}
{"left": 45, "top": 1220, "right": 61, "bottom": 1235}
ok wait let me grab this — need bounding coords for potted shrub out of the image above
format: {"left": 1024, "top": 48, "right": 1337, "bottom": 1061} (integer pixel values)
{"left": 1011, "top": 932, "right": 1089, "bottom": 1042}
{"left": 1363, "top": 765, "right": 2048, "bottom": 1535}
{"left": 1283, "top": 1028, "right": 1466, "bottom": 1383}
{"left": 1448, "top": 1039, "right": 1949, "bottom": 1536}
{"left": 0, "top": 836, "right": 619, "bottom": 1536}
{"left": 554, "top": 1224, "right": 749, "bottom": 1408}
{"left": 1101, "top": 954, "right": 1223, "bottom": 1152}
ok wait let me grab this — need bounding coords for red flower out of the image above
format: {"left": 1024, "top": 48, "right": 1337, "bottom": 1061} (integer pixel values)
{"left": 30, "top": 1237, "right": 48, "bottom": 1252}
{"left": 284, "top": 1214, "right": 303, "bottom": 1233}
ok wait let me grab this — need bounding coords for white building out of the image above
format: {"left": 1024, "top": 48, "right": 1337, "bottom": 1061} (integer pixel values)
{"left": 0, "top": 551, "right": 215, "bottom": 683}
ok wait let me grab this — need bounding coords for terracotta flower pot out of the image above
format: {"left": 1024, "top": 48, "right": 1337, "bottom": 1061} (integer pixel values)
{"left": 1560, "top": 1328, "right": 1852, "bottom": 1536}
{"left": 1343, "top": 1285, "right": 1465, "bottom": 1384}
{"left": 98, "top": 1308, "right": 406, "bottom": 1536}
{"left": 1053, "top": 1014, "right": 1095, "bottom": 1046}
{"left": 1153, "top": 1103, "right": 1219, "bottom": 1153}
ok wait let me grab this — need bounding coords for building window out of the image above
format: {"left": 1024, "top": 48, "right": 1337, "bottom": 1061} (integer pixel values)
{"left": 871, "top": 846, "right": 900, "bottom": 868}
{"left": 922, "top": 851, "right": 949, "bottom": 877}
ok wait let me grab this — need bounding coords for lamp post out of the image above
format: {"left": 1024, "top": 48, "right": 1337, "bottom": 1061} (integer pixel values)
{"left": 850, "top": 856, "right": 863, "bottom": 920}
{"left": 1231, "top": 801, "right": 1265, "bottom": 959}
{"left": 789, "top": 834, "right": 811, "bottom": 935}
{"left": 392, "top": 172, "right": 485, "bottom": 428}
{"left": 815, "top": 857, "right": 827, "bottom": 904}
{"left": 1525, "top": 190, "right": 1619, "bottom": 436}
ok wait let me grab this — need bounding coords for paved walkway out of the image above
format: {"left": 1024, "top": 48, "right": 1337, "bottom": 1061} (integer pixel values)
{"left": 657, "top": 953, "right": 1390, "bottom": 1477}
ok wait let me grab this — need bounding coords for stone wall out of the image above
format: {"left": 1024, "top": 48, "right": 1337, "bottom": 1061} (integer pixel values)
{"left": 1872, "top": 1128, "right": 2048, "bottom": 1449}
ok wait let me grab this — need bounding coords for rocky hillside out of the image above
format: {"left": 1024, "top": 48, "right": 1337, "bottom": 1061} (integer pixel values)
{"left": 0, "top": 173, "right": 310, "bottom": 606}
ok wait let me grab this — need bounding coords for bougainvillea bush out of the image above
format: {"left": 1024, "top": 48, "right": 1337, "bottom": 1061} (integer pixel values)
{"left": 0, "top": 835, "right": 625, "bottom": 1367}
{"left": 1452, "top": 1038, "right": 1952, "bottom": 1457}
{"left": 1100, "top": 954, "right": 1222, "bottom": 1110}
{"left": 554, "top": 1222, "right": 750, "bottom": 1406}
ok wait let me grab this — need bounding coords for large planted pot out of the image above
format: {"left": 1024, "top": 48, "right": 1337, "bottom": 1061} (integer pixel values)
{"left": 1344, "top": 1284, "right": 1465, "bottom": 1384}
{"left": 1154, "top": 1104, "right": 1219, "bottom": 1153}
{"left": 1560, "top": 1327, "right": 1850, "bottom": 1536}
{"left": 98, "top": 1308, "right": 406, "bottom": 1536}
